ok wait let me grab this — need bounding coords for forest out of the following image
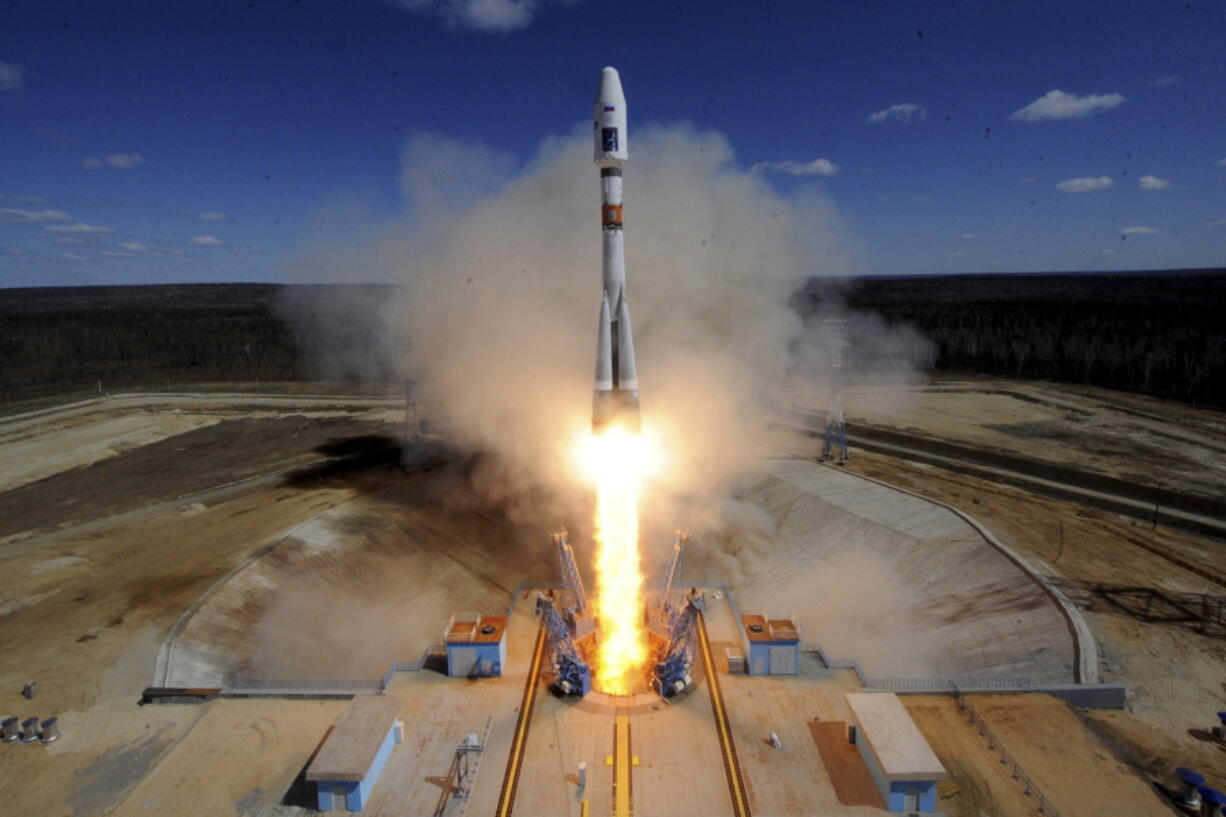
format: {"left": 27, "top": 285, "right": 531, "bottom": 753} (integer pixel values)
{"left": 1, "top": 271, "right": 1223, "bottom": 409}
{"left": 796, "top": 269, "right": 1226, "bottom": 409}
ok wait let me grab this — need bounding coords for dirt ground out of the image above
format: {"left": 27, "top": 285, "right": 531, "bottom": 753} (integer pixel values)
{"left": 765, "top": 422, "right": 1226, "bottom": 798}
{"left": 905, "top": 693, "right": 1178, "bottom": 817}
{"left": 781, "top": 377, "right": 1226, "bottom": 502}
{"left": 0, "top": 383, "right": 1223, "bottom": 816}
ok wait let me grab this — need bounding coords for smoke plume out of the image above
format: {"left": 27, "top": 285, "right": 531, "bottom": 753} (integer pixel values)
{"left": 282, "top": 121, "right": 930, "bottom": 549}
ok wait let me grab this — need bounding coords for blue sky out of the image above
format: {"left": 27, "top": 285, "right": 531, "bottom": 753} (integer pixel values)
{"left": 1, "top": 0, "right": 1223, "bottom": 286}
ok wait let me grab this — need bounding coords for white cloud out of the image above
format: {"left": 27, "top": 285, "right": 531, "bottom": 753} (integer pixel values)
{"left": 105, "top": 153, "right": 145, "bottom": 168}
{"left": 198, "top": 211, "right": 228, "bottom": 221}
{"left": 118, "top": 242, "right": 149, "bottom": 252}
{"left": 0, "top": 62, "right": 24, "bottom": 92}
{"left": 1100, "top": 248, "right": 1116, "bottom": 255}
{"left": 1009, "top": 89, "right": 1125, "bottom": 122}
{"left": 44, "top": 222, "right": 113, "bottom": 234}
{"left": 192, "top": 235, "right": 223, "bottom": 246}
{"left": 82, "top": 153, "right": 146, "bottom": 169}
{"left": 947, "top": 251, "right": 968, "bottom": 257}
{"left": 960, "top": 232, "right": 975, "bottom": 239}
{"left": 0, "top": 193, "right": 48, "bottom": 204}
{"left": 61, "top": 252, "right": 87, "bottom": 261}
{"left": 99, "top": 250, "right": 133, "bottom": 257}
{"left": 1149, "top": 74, "right": 1180, "bottom": 87}
{"left": 54, "top": 237, "right": 84, "bottom": 245}
{"left": 867, "top": 103, "right": 926, "bottom": 124}
{"left": 1139, "top": 175, "right": 1171, "bottom": 190}
{"left": 749, "top": 157, "right": 839, "bottom": 176}
{"left": 0, "top": 208, "right": 71, "bottom": 223}
{"left": 1121, "top": 226, "right": 1160, "bottom": 235}
{"left": 387, "top": 0, "right": 563, "bottom": 32}
{"left": 1056, "top": 176, "right": 1113, "bottom": 193}
{"left": 1019, "top": 177, "right": 1037, "bottom": 184}
{"left": 1216, "top": 158, "right": 1226, "bottom": 167}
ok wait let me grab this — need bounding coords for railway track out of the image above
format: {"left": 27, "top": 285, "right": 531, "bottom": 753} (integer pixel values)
{"left": 495, "top": 605, "right": 751, "bottom": 816}
{"left": 493, "top": 619, "right": 547, "bottom": 817}
{"left": 697, "top": 611, "right": 752, "bottom": 817}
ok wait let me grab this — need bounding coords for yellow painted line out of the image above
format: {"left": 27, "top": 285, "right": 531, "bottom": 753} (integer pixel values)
{"left": 495, "top": 618, "right": 548, "bottom": 817}
{"left": 613, "top": 714, "right": 633, "bottom": 817}
{"left": 697, "top": 611, "right": 752, "bottom": 817}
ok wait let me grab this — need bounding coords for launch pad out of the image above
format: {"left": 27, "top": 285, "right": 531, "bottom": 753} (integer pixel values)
{"left": 451, "top": 581, "right": 758, "bottom": 817}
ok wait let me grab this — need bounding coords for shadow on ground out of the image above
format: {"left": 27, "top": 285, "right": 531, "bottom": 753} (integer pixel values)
{"left": 1048, "top": 578, "right": 1225, "bottom": 639}
{"left": 280, "top": 434, "right": 454, "bottom": 488}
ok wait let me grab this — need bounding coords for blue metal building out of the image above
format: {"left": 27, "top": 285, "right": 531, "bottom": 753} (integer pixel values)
{"left": 306, "top": 695, "right": 403, "bottom": 812}
{"left": 444, "top": 612, "right": 507, "bottom": 677}
{"left": 846, "top": 692, "right": 947, "bottom": 813}
{"left": 740, "top": 613, "right": 800, "bottom": 675}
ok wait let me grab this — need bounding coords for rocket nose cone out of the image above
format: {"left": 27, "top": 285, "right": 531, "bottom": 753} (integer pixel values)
{"left": 596, "top": 66, "right": 625, "bottom": 105}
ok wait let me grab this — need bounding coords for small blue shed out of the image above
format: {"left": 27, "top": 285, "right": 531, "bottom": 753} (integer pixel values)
{"left": 444, "top": 613, "right": 507, "bottom": 677}
{"left": 307, "top": 695, "right": 402, "bottom": 812}
{"left": 740, "top": 614, "right": 800, "bottom": 675}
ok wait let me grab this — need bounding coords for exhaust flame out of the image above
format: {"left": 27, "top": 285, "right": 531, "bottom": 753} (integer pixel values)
{"left": 575, "top": 424, "right": 657, "bottom": 694}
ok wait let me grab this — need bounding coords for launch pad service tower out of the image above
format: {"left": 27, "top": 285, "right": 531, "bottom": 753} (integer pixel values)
{"left": 592, "top": 67, "right": 641, "bottom": 434}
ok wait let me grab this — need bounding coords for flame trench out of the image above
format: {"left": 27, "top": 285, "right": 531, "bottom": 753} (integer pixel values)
{"left": 579, "top": 426, "right": 650, "bottom": 694}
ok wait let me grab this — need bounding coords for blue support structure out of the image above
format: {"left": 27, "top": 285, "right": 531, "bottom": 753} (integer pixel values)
{"left": 652, "top": 594, "right": 705, "bottom": 698}
{"left": 536, "top": 594, "right": 591, "bottom": 696}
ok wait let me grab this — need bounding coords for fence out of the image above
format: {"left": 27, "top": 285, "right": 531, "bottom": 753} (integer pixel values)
{"left": 801, "top": 642, "right": 1034, "bottom": 693}
{"left": 951, "top": 690, "right": 1061, "bottom": 817}
{"left": 222, "top": 678, "right": 383, "bottom": 696}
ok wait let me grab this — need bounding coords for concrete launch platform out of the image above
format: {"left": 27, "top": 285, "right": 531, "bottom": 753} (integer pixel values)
{"left": 348, "top": 586, "right": 901, "bottom": 816}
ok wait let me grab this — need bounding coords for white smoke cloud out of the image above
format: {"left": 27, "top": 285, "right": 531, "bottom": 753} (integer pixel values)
{"left": 283, "top": 123, "right": 930, "bottom": 545}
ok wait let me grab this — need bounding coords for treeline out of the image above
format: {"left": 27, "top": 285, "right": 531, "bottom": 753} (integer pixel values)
{"left": 795, "top": 269, "right": 1226, "bottom": 409}
{"left": 3, "top": 271, "right": 1224, "bottom": 409}
{"left": 0, "top": 284, "right": 300, "bottom": 401}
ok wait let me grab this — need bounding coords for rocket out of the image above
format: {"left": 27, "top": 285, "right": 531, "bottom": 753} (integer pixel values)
{"left": 592, "top": 66, "right": 641, "bottom": 433}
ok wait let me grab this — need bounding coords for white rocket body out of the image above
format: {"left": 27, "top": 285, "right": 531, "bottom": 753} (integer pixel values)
{"left": 592, "top": 66, "right": 640, "bottom": 432}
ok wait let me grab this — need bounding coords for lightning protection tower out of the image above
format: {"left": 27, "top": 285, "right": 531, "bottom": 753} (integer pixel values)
{"left": 660, "top": 531, "right": 687, "bottom": 621}
{"left": 818, "top": 318, "right": 849, "bottom": 464}
{"left": 553, "top": 530, "right": 587, "bottom": 618}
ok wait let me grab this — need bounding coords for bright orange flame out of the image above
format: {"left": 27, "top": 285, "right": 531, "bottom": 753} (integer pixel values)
{"left": 574, "top": 424, "right": 656, "bottom": 694}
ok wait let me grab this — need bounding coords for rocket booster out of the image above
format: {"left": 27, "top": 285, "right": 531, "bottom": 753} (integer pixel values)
{"left": 592, "top": 67, "right": 641, "bottom": 433}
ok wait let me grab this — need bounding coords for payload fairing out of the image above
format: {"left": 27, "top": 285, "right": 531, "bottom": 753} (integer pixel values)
{"left": 592, "top": 67, "right": 641, "bottom": 433}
